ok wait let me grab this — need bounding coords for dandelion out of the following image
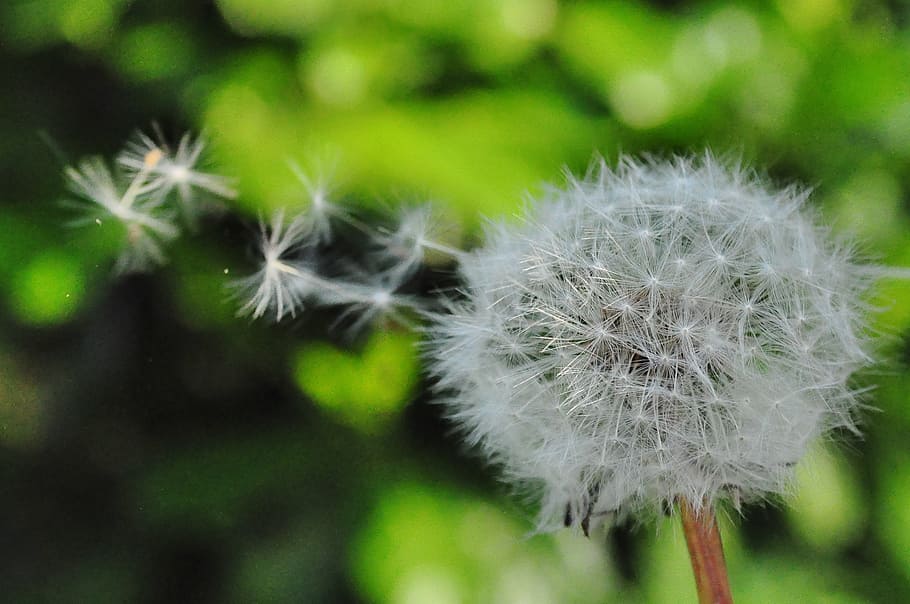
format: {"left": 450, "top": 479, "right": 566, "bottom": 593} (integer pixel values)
{"left": 229, "top": 151, "right": 892, "bottom": 601}
{"left": 374, "top": 204, "right": 466, "bottom": 280}
{"left": 288, "top": 161, "right": 344, "bottom": 244}
{"left": 234, "top": 210, "right": 324, "bottom": 320}
{"left": 232, "top": 207, "right": 416, "bottom": 327}
{"left": 65, "top": 131, "right": 235, "bottom": 273}
{"left": 426, "top": 154, "right": 884, "bottom": 602}
{"left": 235, "top": 158, "right": 467, "bottom": 327}
{"left": 65, "top": 152, "right": 179, "bottom": 273}
{"left": 118, "top": 131, "right": 237, "bottom": 224}
{"left": 324, "top": 271, "right": 421, "bottom": 334}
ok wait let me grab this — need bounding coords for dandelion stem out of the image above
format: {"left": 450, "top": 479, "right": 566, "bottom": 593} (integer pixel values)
{"left": 679, "top": 498, "right": 733, "bottom": 604}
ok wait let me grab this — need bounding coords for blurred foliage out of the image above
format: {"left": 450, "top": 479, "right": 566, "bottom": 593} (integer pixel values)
{"left": 1, "top": 0, "right": 910, "bottom": 602}
{"left": 293, "top": 330, "right": 420, "bottom": 433}
{"left": 352, "top": 483, "right": 616, "bottom": 603}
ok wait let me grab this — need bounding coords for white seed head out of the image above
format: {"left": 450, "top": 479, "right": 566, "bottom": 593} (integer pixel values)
{"left": 378, "top": 205, "right": 433, "bottom": 263}
{"left": 427, "top": 154, "right": 877, "bottom": 530}
{"left": 65, "top": 157, "right": 180, "bottom": 274}
{"left": 287, "top": 161, "right": 342, "bottom": 244}
{"left": 118, "top": 131, "right": 237, "bottom": 222}
{"left": 234, "top": 210, "right": 321, "bottom": 320}
{"left": 233, "top": 208, "right": 420, "bottom": 327}
{"left": 374, "top": 204, "right": 456, "bottom": 281}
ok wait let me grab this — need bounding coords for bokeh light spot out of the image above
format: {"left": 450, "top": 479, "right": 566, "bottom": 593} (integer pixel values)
{"left": 788, "top": 445, "right": 864, "bottom": 551}
{"left": 352, "top": 483, "right": 614, "bottom": 604}
{"left": 608, "top": 71, "right": 673, "bottom": 129}
{"left": 830, "top": 168, "right": 905, "bottom": 244}
{"left": 705, "top": 7, "right": 762, "bottom": 65}
{"left": 393, "top": 566, "right": 463, "bottom": 604}
{"left": 500, "top": 0, "right": 557, "bottom": 40}
{"left": 293, "top": 330, "right": 418, "bottom": 432}
{"left": 215, "top": 0, "right": 331, "bottom": 37}
{"left": 59, "top": 0, "right": 120, "bottom": 48}
{"left": 115, "top": 23, "right": 193, "bottom": 82}
{"left": 306, "top": 47, "right": 368, "bottom": 106}
{"left": 10, "top": 251, "right": 86, "bottom": 325}
{"left": 671, "top": 24, "right": 722, "bottom": 92}
{"left": 775, "top": 0, "right": 845, "bottom": 31}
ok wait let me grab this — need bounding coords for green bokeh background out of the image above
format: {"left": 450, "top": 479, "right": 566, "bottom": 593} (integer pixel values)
{"left": 2, "top": 1, "right": 910, "bottom": 602}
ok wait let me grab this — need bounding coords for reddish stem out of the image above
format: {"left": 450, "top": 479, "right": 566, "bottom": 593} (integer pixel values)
{"left": 679, "top": 498, "right": 734, "bottom": 604}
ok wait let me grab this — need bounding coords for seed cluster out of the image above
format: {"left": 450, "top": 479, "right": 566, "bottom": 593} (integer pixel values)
{"left": 428, "top": 155, "right": 873, "bottom": 530}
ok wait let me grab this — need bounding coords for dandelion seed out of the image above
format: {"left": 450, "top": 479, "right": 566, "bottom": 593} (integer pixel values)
{"left": 288, "top": 161, "right": 344, "bottom": 244}
{"left": 374, "top": 204, "right": 464, "bottom": 279}
{"left": 118, "top": 131, "right": 237, "bottom": 223}
{"left": 234, "top": 210, "right": 324, "bottom": 320}
{"left": 65, "top": 156, "right": 179, "bottom": 273}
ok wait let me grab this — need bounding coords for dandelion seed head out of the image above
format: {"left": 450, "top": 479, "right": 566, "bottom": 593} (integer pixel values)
{"left": 427, "top": 154, "right": 879, "bottom": 530}
{"left": 287, "top": 160, "right": 341, "bottom": 244}
{"left": 118, "top": 131, "right": 237, "bottom": 222}
{"left": 234, "top": 210, "right": 320, "bottom": 321}
{"left": 64, "top": 156, "right": 179, "bottom": 273}
{"left": 374, "top": 204, "right": 436, "bottom": 277}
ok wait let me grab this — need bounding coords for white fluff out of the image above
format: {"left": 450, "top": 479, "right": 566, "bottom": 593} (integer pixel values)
{"left": 66, "top": 131, "right": 235, "bottom": 273}
{"left": 427, "top": 154, "right": 876, "bottom": 531}
{"left": 234, "top": 210, "right": 324, "bottom": 320}
{"left": 65, "top": 156, "right": 180, "bottom": 274}
{"left": 118, "top": 131, "right": 237, "bottom": 223}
